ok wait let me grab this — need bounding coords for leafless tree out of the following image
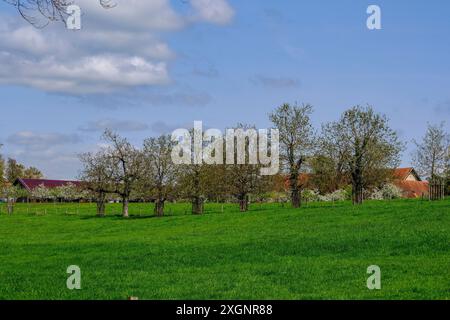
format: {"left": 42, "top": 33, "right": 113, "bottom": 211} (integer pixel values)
{"left": 175, "top": 127, "right": 231, "bottom": 214}
{"left": 225, "top": 124, "right": 267, "bottom": 212}
{"left": 269, "top": 103, "right": 315, "bottom": 208}
{"left": 226, "top": 165, "right": 262, "bottom": 212}
{"left": 2, "top": 0, "right": 114, "bottom": 28}
{"left": 78, "top": 149, "right": 114, "bottom": 216}
{"left": 103, "top": 129, "right": 144, "bottom": 218}
{"left": 142, "top": 135, "right": 177, "bottom": 217}
{"left": 178, "top": 163, "right": 209, "bottom": 214}
{"left": 321, "top": 105, "right": 403, "bottom": 204}
{"left": 175, "top": 128, "right": 211, "bottom": 215}
{"left": 412, "top": 122, "right": 449, "bottom": 180}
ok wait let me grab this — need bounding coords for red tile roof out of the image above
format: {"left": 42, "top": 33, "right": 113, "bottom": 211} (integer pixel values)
{"left": 15, "top": 178, "right": 82, "bottom": 191}
{"left": 394, "top": 180, "right": 429, "bottom": 198}
{"left": 392, "top": 167, "right": 422, "bottom": 181}
{"left": 392, "top": 167, "right": 413, "bottom": 180}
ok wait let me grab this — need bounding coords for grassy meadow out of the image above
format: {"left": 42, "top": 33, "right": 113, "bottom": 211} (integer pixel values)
{"left": 0, "top": 199, "right": 449, "bottom": 300}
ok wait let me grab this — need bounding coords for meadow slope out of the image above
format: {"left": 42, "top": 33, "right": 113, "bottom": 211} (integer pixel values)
{"left": 0, "top": 200, "right": 448, "bottom": 300}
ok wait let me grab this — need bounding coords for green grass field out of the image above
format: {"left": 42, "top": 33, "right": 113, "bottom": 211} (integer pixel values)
{"left": 0, "top": 199, "right": 448, "bottom": 300}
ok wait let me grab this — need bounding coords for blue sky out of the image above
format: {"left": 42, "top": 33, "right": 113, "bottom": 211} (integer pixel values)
{"left": 0, "top": 0, "right": 449, "bottom": 179}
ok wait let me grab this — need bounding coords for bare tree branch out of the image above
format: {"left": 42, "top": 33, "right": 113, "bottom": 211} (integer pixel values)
{"left": 3, "top": 0, "right": 114, "bottom": 28}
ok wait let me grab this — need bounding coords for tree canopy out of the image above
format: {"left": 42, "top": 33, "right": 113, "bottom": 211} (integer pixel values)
{"left": 321, "top": 105, "right": 403, "bottom": 204}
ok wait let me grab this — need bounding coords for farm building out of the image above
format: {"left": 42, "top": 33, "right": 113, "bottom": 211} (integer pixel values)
{"left": 277, "top": 167, "right": 429, "bottom": 199}
{"left": 392, "top": 168, "right": 429, "bottom": 198}
{"left": 14, "top": 178, "right": 82, "bottom": 192}
{"left": 12, "top": 178, "right": 83, "bottom": 202}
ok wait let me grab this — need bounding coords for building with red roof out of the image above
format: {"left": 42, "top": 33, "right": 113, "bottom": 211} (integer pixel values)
{"left": 14, "top": 178, "right": 82, "bottom": 192}
{"left": 277, "top": 167, "right": 429, "bottom": 199}
{"left": 391, "top": 168, "right": 429, "bottom": 198}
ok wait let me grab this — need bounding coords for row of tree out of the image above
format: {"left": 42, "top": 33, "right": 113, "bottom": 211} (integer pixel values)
{"left": 78, "top": 104, "right": 443, "bottom": 218}
{"left": 272, "top": 104, "right": 404, "bottom": 205}
{"left": 1, "top": 104, "right": 448, "bottom": 217}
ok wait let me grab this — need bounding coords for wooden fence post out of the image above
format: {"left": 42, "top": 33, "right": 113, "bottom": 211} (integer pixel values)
{"left": 429, "top": 177, "right": 445, "bottom": 201}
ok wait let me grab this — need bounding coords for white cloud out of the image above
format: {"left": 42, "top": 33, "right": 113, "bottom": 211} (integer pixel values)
{"left": 0, "top": 25, "right": 49, "bottom": 55}
{"left": 0, "top": 0, "right": 234, "bottom": 94}
{"left": 142, "top": 91, "right": 212, "bottom": 106}
{"left": 5, "top": 131, "right": 84, "bottom": 179}
{"left": 0, "top": 53, "right": 169, "bottom": 94}
{"left": 190, "top": 0, "right": 235, "bottom": 25}
{"left": 0, "top": 54, "right": 169, "bottom": 94}
{"left": 9, "top": 148, "right": 81, "bottom": 180}
{"left": 7, "top": 131, "right": 81, "bottom": 150}
{"left": 79, "top": 119, "right": 149, "bottom": 132}
{"left": 150, "top": 121, "right": 195, "bottom": 134}
{"left": 76, "top": 0, "right": 185, "bottom": 31}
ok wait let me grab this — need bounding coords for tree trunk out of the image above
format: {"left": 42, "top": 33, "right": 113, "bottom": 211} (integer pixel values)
{"left": 289, "top": 173, "right": 301, "bottom": 208}
{"left": 97, "top": 200, "right": 105, "bottom": 217}
{"left": 191, "top": 196, "right": 204, "bottom": 215}
{"left": 351, "top": 165, "right": 364, "bottom": 205}
{"left": 238, "top": 194, "right": 249, "bottom": 212}
{"left": 352, "top": 179, "right": 363, "bottom": 205}
{"left": 7, "top": 201, "right": 14, "bottom": 215}
{"left": 291, "top": 188, "right": 301, "bottom": 208}
{"left": 122, "top": 197, "right": 129, "bottom": 218}
{"left": 430, "top": 153, "right": 436, "bottom": 179}
{"left": 96, "top": 192, "right": 106, "bottom": 217}
{"left": 154, "top": 199, "right": 165, "bottom": 217}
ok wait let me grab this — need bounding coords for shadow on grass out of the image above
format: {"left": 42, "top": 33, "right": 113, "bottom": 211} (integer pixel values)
{"left": 78, "top": 206, "right": 272, "bottom": 220}
{"left": 80, "top": 214, "right": 160, "bottom": 220}
{"left": 75, "top": 203, "right": 321, "bottom": 221}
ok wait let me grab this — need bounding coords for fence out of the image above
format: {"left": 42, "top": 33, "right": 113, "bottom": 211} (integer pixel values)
{"left": 428, "top": 177, "right": 445, "bottom": 201}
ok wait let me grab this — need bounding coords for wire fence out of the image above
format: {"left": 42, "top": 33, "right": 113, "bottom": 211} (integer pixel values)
{"left": 0, "top": 201, "right": 269, "bottom": 216}
{"left": 0, "top": 197, "right": 446, "bottom": 217}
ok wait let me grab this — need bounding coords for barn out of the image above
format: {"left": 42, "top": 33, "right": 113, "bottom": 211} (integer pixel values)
{"left": 392, "top": 168, "right": 429, "bottom": 198}
{"left": 14, "top": 178, "right": 82, "bottom": 192}
{"left": 277, "top": 167, "right": 429, "bottom": 199}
